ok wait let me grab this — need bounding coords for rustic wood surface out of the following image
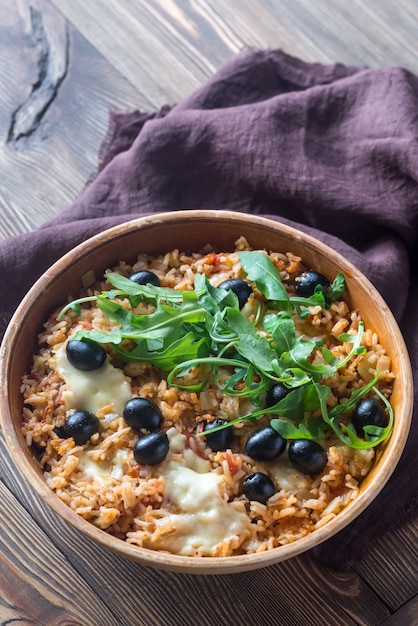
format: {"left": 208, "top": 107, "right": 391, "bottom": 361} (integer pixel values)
{"left": 1, "top": 1, "right": 418, "bottom": 624}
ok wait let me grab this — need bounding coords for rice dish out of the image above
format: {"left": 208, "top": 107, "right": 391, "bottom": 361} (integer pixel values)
{"left": 21, "top": 237, "right": 394, "bottom": 557}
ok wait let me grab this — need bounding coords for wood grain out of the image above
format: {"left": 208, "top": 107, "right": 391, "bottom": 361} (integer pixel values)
{"left": 0, "top": 480, "right": 124, "bottom": 625}
{"left": 381, "top": 595, "right": 418, "bottom": 625}
{"left": 263, "top": 0, "right": 418, "bottom": 71}
{"left": 50, "top": 0, "right": 418, "bottom": 106}
{"left": 353, "top": 516, "right": 418, "bottom": 610}
{"left": 7, "top": 1, "right": 69, "bottom": 143}
{"left": 50, "top": 0, "right": 231, "bottom": 105}
{"left": 0, "top": 0, "right": 146, "bottom": 239}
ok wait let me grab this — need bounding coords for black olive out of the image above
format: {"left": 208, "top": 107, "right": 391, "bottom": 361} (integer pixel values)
{"left": 66, "top": 339, "right": 106, "bottom": 371}
{"left": 129, "top": 270, "right": 160, "bottom": 287}
{"left": 133, "top": 432, "right": 169, "bottom": 466}
{"left": 288, "top": 439, "right": 328, "bottom": 475}
{"left": 217, "top": 278, "right": 252, "bottom": 309}
{"left": 352, "top": 397, "right": 387, "bottom": 437}
{"left": 123, "top": 397, "right": 163, "bottom": 432}
{"left": 64, "top": 410, "right": 100, "bottom": 445}
{"left": 52, "top": 426, "right": 68, "bottom": 439}
{"left": 245, "top": 427, "right": 287, "bottom": 461}
{"left": 242, "top": 472, "right": 276, "bottom": 504}
{"left": 265, "top": 382, "right": 291, "bottom": 408}
{"left": 203, "top": 418, "right": 233, "bottom": 451}
{"left": 294, "top": 270, "right": 330, "bottom": 298}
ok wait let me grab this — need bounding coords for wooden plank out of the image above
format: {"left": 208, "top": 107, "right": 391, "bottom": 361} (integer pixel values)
{"left": 48, "top": 0, "right": 330, "bottom": 105}
{"left": 189, "top": 0, "right": 331, "bottom": 61}
{"left": 50, "top": 0, "right": 220, "bottom": 105}
{"left": 353, "top": 516, "right": 418, "bottom": 611}
{"left": 49, "top": 0, "right": 418, "bottom": 109}
{"left": 0, "top": 0, "right": 149, "bottom": 238}
{"left": 0, "top": 431, "right": 390, "bottom": 626}
{"left": 0, "top": 480, "right": 127, "bottom": 625}
{"left": 380, "top": 594, "right": 418, "bottom": 625}
{"left": 275, "top": 0, "right": 418, "bottom": 72}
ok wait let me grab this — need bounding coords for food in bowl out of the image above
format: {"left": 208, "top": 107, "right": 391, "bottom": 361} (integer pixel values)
{"left": 20, "top": 236, "right": 394, "bottom": 557}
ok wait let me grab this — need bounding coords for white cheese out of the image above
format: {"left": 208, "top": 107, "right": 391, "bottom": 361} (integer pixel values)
{"left": 78, "top": 448, "right": 126, "bottom": 483}
{"left": 268, "top": 455, "right": 310, "bottom": 491}
{"left": 109, "top": 449, "right": 127, "bottom": 480}
{"left": 78, "top": 452, "right": 109, "bottom": 478}
{"left": 53, "top": 347, "right": 132, "bottom": 416}
{"left": 166, "top": 427, "right": 187, "bottom": 453}
{"left": 151, "top": 448, "right": 252, "bottom": 556}
{"left": 182, "top": 447, "right": 211, "bottom": 473}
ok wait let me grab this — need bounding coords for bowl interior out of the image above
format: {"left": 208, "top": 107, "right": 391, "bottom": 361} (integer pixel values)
{"left": 0, "top": 210, "right": 413, "bottom": 574}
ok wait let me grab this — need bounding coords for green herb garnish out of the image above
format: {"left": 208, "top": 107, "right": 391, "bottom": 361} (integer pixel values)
{"left": 57, "top": 251, "right": 392, "bottom": 449}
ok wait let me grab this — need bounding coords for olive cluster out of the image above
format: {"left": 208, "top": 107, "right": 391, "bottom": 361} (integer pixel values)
{"left": 123, "top": 397, "right": 169, "bottom": 466}
{"left": 202, "top": 382, "right": 329, "bottom": 504}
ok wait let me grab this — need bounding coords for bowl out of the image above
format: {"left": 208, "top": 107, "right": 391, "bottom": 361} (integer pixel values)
{"left": 0, "top": 210, "right": 413, "bottom": 574}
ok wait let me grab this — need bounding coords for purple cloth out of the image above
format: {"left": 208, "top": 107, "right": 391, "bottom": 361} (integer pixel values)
{"left": 1, "top": 48, "right": 417, "bottom": 569}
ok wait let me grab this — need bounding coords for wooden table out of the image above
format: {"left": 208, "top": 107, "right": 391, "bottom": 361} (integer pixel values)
{"left": 1, "top": 1, "right": 417, "bottom": 624}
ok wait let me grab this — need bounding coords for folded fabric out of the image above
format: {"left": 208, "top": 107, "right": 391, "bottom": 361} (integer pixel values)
{"left": 1, "top": 48, "right": 417, "bottom": 569}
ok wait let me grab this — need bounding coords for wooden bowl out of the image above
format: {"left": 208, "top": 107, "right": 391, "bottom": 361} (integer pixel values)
{"left": 0, "top": 211, "right": 413, "bottom": 574}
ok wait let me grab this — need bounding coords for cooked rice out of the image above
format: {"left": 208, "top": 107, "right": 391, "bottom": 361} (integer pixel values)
{"left": 21, "top": 237, "right": 393, "bottom": 557}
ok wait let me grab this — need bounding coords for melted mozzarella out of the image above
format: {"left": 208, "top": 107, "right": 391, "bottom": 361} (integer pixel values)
{"left": 166, "top": 427, "right": 187, "bottom": 453}
{"left": 268, "top": 455, "right": 310, "bottom": 491}
{"left": 53, "top": 347, "right": 132, "bottom": 416}
{"left": 78, "top": 452, "right": 109, "bottom": 478}
{"left": 78, "top": 448, "right": 126, "bottom": 484}
{"left": 109, "top": 449, "right": 127, "bottom": 480}
{"left": 150, "top": 448, "right": 252, "bottom": 556}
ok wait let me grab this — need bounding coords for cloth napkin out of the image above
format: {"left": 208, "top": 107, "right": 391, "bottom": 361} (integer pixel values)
{"left": 1, "top": 48, "right": 417, "bottom": 570}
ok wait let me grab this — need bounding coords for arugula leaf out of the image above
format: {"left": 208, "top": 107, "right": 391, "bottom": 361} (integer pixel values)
{"left": 209, "top": 311, "right": 237, "bottom": 343}
{"left": 57, "top": 295, "right": 98, "bottom": 320}
{"left": 270, "top": 365, "right": 312, "bottom": 387}
{"left": 226, "top": 307, "right": 278, "bottom": 373}
{"left": 265, "top": 385, "right": 307, "bottom": 420}
{"left": 167, "top": 356, "right": 247, "bottom": 394}
{"left": 105, "top": 272, "right": 183, "bottom": 304}
{"left": 238, "top": 251, "right": 291, "bottom": 308}
{"left": 112, "top": 332, "right": 210, "bottom": 370}
{"left": 321, "top": 347, "right": 339, "bottom": 367}
{"left": 263, "top": 312, "right": 296, "bottom": 354}
{"left": 241, "top": 385, "right": 309, "bottom": 422}
{"left": 326, "top": 272, "right": 346, "bottom": 304}
{"left": 290, "top": 290, "right": 327, "bottom": 311}
{"left": 335, "top": 323, "right": 366, "bottom": 366}
{"left": 195, "top": 383, "right": 310, "bottom": 439}
{"left": 97, "top": 295, "right": 207, "bottom": 342}
{"left": 303, "top": 382, "right": 330, "bottom": 411}
{"left": 278, "top": 337, "right": 333, "bottom": 382}
{"left": 213, "top": 361, "right": 270, "bottom": 401}
{"left": 328, "top": 372, "right": 379, "bottom": 419}
{"left": 339, "top": 409, "right": 393, "bottom": 449}
{"left": 304, "top": 415, "right": 329, "bottom": 439}
{"left": 194, "top": 273, "right": 238, "bottom": 312}
{"left": 312, "top": 376, "right": 393, "bottom": 448}
{"left": 271, "top": 419, "right": 313, "bottom": 440}
{"left": 73, "top": 329, "right": 125, "bottom": 344}
{"left": 288, "top": 272, "right": 346, "bottom": 311}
